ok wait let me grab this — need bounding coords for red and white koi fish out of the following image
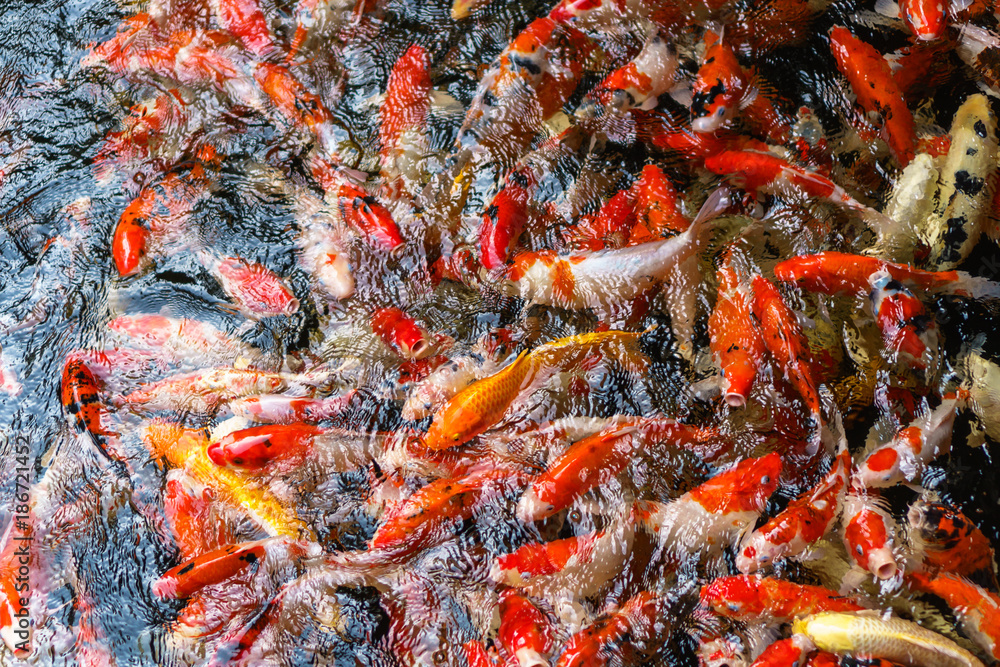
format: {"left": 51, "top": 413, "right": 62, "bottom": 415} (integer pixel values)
{"left": 900, "top": 0, "right": 948, "bottom": 41}
{"left": 163, "top": 468, "right": 231, "bottom": 561}
{"left": 310, "top": 155, "right": 403, "bottom": 250}
{"left": 107, "top": 314, "right": 261, "bottom": 366}
{"left": 227, "top": 392, "right": 355, "bottom": 424}
{"left": 120, "top": 367, "right": 286, "bottom": 415}
{"left": 704, "top": 150, "right": 869, "bottom": 212}
{"left": 842, "top": 491, "right": 900, "bottom": 580}
{"left": 869, "top": 271, "right": 940, "bottom": 371}
{"left": 750, "top": 636, "right": 814, "bottom": 667}
{"left": 196, "top": 251, "right": 300, "bottom": 319}
{"left": 709, "top": 256, "right": 764, "bottom": 408}
{"left": 907, "top": 572, "right": 1000, "bottom": 661}
{"left": 252, "top": 61, "right": 341, "bottom": 155}
{"left": 369, "top": 468, "right": 527, "bottom": 558}
{"left": 691, "top": 31, "right": 790, "bottom": 144}
{"left": 829, "top": 26, "right": 915, "bottom": 167}
{"left": 637, "top": 453, "right": 782, "bottom": 559}
{"left": 207, "top": 423, "right": 381, "bottom": 471}
{"left": 370, "top": 307, "right": 435, "bottom": 360}
{"left": 751, "top": 275, "right": 821, "bottom": 421}
{"left": 516, "top": 419, "right": 719, "bottom": 522}
{"left": 286, "top": 0, "right": 371, "bottom": 65}
{"left": 455, "top": 17, "right": 593, "bottom": 170}
{"left": 908, "top": 497, "right": 997, "bottom": 582}
{"left": 700, "top": 576, "right": 864, "bottom": 621}
{"left": 576, "top": 31, "right": 677, "bottom": 119}
{"left": 80, "top": 14, "right": 176, "bottom": 82}
{"left": 463, "top": 640, "right": 498, "bottom": 667}
{"left": 380, "top": 44, "right": 432, "bottom": 189}
{"left": 0, "top": 515, "right": 34, "bottom": 657}
{"left": 498, "top": 590, "right": 554, "bottom": 667}
{"left": 401, "top": 353, "right": 502, "bottom": 421}
{"left": 737, "top": 448, "right": 850, "bottom": 573}
{"left": 857, "top": 394, "right": 962, "bottom": 488}
{"left": 210, "top": 0, "right": 275, "bottom": 58}
{"left": 295, "top": 214, "right": 355, "bottom": 300}
{"left": 773, "top": 251, "right": 1000, "bottom": 299}
{"left": 555, "top": 591, "right": 667, "bottom": 667}
{"left": 502, "top": 200, "right": 714, "bottom": 310}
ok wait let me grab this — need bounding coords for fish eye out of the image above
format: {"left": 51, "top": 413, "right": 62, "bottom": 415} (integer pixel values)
{"left": 759, "top": 555, "right": 770, "bottom": 562}
{"left": 716, "top": 107, "right": 726, "bottom": 117}
{"left": 452, "top": 434, "right": 460, "bottom": 441}
{"left": 727, "top": 603, "right": 740, "bottom": 612}
{"left": 760, "top": 475, "right": 770, "bottom": 485}
{"left": 856, "top": 545, "right": 864, "bottom": 555}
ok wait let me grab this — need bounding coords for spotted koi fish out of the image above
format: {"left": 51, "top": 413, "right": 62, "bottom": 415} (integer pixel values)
{"left": 700, "top": 576, "right": 863, "bottom": 621}
{"left": 908, "top": 497, "right": 998, "bottom": 583}
{"left": 842, "top": 491, "right": 900, "bottom": 581}
{"left": 869, "top": 270, "right": 940, "bottom": 372}
{"left": 555, "top": 591, "right": 667, "bottom": 667}
{"left": 907, "top": 571, "right": 1000, "bottom": 661}
{"left": 196, "top": 251, "right": 300, "bottom": 319}
{"left": 121, "top": 367, "right": 286, "bottom": 415}
{"left": 709, "top": 256, "right": 764, "bottom": 408}
{"left": 576, "top": 31, "right": 677, "bottom": 119}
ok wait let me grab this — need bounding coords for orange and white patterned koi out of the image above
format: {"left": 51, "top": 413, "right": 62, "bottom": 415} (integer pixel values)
{"left": 700, "top": 576, "right": 863, "bottom": 621}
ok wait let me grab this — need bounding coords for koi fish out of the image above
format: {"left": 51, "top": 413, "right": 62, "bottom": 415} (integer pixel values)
{"left": 163, "top": 469, "right": 231, "bottom": 560}
{"left": 369, "top": 307, "right": 435, "bottom": 360}
{"left": 143, "top": 421, "right": 314, "bottom": 538}
{"left": 700, "top": 576, "right": 864, "bottom": 621}
{"left": 463, "top": 640, "right": 497, "bottom": 667}
{"left": 709, "top": 257, "right": 765, "bottom": 408}
{"left": 120, "top": 367, "right": 286, "bottom": 415}
{"left": 252, "top": 62, "right": 340, "bottom": 156}
{"left": 517, "top": 419, "right": 719, "bottom": 522}
{"left": 555, "top": 591, "right": 666, "bottom": 667}
{"left": 899, "top": 0, "right": 948, "bottom": 42}
{"left": 211, "top": 0, "right": 275, "bottom": 58}
{"left": 737, "top": 448, "right": 850, "bottom": 573}
{"left": 629, "top": 164, "right": 688, "bottom": 243}
{"left": 907, "top": 497, "right": 997, "bottom": 582}
{"left": 152, "top": 538, "right": 269, "bottom": 599}
{"left": 638, "top": 453, "right": 782, "bottom": 559}
{"left": 868, "top": 271, "right": 940, "bottom": 372}
{"left": 498, "top": 590, "right": 553, "bottom": 667}
{"left": 61, "top": 355, "right": 117, "bottom": 450}
{"left": 208, "top": 423, "right": 381, "bottom": 472}
{"left": 227, "top": 392, "right": 355, "bottom": 424}
{"left": 751, "top": 275, "right": 821, "bottom": 420}
{"left": 792, "top": 612, "right": 986, "bottom": 667}
{"left": 907, "top": 572, "right": 1000, "bottom": 661}
{"left": 491, "top": 517, "right": 634, "bottom": 600}
{"left": 691, "top": 32, "right": 790, "bottom": 144}
{"left": 401, "top": 352, "right": 502, "bottom": 422}
{"left": 750, "top": 636, "right": 814, "bottom": 667}
{"left": 857, "top": 393, "right": 961, "bottom": 488}
{"left": 576, "top": 31, "right": 677, "bottom": 119}
{"left": 107, "top": 314, "right": 261, "bottom": 366}
{"left": 93, "top": 90, "right": 188, "bottom": 187}
{"left": 502, "top": 201, "right": 714, "bottom": 310}
{"left": 772, "top": 251, "right": 1000, "bottom": 299}
{"left": 310, "top": 155, "right": 403, "bottom": 250}
{"left": 480, "top": 169, "right": 538, "bottom": 270}
{"left": 842, "top": 491, "right": 899, "bottom": 580}
{"left": 829, "top": 26, "right": 915, "bottom": 167}
{"left": 295, "top": 212, "right": 355, "bottom": 300}
{"left": 923, "top": 94, "right": 998, "bottom": 270}
{"left": 369, "top": 467, "right": 525, "bottom": 558}
{"left": 876, "top": 153, "right": 938, "bottom": 263}
{"left": 380, "top": 44, "right": 432, "bottom": 186}
{"left": 196, "top": 251, "right": 299, "bottom": 319}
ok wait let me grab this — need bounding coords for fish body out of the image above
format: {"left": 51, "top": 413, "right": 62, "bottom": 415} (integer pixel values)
{"left": 630, "top": 164, "right": 688, "bottom": 242}
{"left": 700, "top": 576, "right": 864, "bottom": 621}
{"left": 227, "top": 392, "right": 354, "bottom": 424}
{"left": 869, "top": 271, "right": 940, "bottom": 372}
{"left": 122, "top": 367, "right": 286, "bottom": 415}
{"left": 842, "top": 492, "right": 899, "bottom": 580}
{"left": 370, "top": 307, "right": 434, "bottom": 360}
{"left": 709, "top": 260, "right": 765, "bottom": 408}
{"left": 554, "top": 591, "right": 666, "bottom": 667}
{"left": 829, "top": 26, "right": 915, "bottom": 166}
{"left": 499, "top": 590, "right": 553, "bottom": 667}
{"left": 577, "top": 31, "right": 677, "bottom": 119}
{"left": 380, "top": 44, "right": 432, "bottom": 186}
{"left": 792, "top": 612, "right": 986, "bottom": 667}
{"left": 197, "top": 251, "right": 299, "bottom": 318}
{"left": 907, "top": 572, "right": 1000, "bottom": 661}
{"left": 480, "top": 169, "right": 538, "bottom": 270}
{"left": 211, "top": 0, "right": 275, "bottom": 58}
{"left": 152, "top": 539, "right": 269, "bottom": 599}
{"left": 923, "top": 94, "right": 998, "bottom": 270}
{"left": 900, "top": 0, "right": 947, "bottom": 41}
{"left": 310, "top": 156, "right": 403, "bottom": 250}
{"left": 907, "top": 498, "right": 997, "bottom": 580}
{"left": 737, "top": 448, "right": 850, "bottom": 573}
{"left": 750, "top": 636, "right": 814, "bottom": 667}
{"left": 164, "top": 468, "right": 230, "bottom": 560}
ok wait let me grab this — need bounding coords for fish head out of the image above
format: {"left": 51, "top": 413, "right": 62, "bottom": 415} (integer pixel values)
{"left": 699, "top": 576, "right": 763, "bottom": 618}
{"left": 691, "top": 42, "right": 742, "bottom": 133}
{"left": 856, "top": 446, "right": 903, "bottom": 488}
{"left": 112, "top": 216, "right": 149, "bottom": 277}
{"left": 692, "top": 452, "right": 782, "bottom": 515}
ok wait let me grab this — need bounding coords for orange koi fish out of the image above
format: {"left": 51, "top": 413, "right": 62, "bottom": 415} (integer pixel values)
{"left": 0, "top": 516, "right": 33, "bottom": 657}
{"left": 751, "top": 275, "right": 821, "bottom": 420}
{"left": 80, "top": 14, "right": 176, "bottom": 81}
{"left": 144, "top": 421, "right": 313, "bottom": 538}
{"left": 704, "top": 150, "right": 867, "bottom": 211}
{"left": 163, "top": 469, "right": 231, "bottom": 560}
{"left": 253, "top": 62, "right": 339, "bottom": 155}
{"left": 121, "top": 367, "right": 286, "bottom": 415}
{"left": 629, "top": 164, "right": 688, "bottom": 243}
{"left": 750, "top": 636, "right": 813, "bottom": 667}
{"left": 517, "top": 419, "right": 719, "bottom": 522}
{"left": 370, "top": 307, "right": 435, "bottom": 360}
{"left": 772, "top": 251, "right": 1000, "bottom": 298}
{"left": 900, "top": 0, "right": 948, "bottom": 42}
{"left": 380, "top": 44, "right": 432, "bottom": 184}
{"left": 152, "top": 538, "right": 269, "bottom": 599}
{"left": 227, "top": 392, "right": 355, "bottom": 424}
{"left": 196, "top": 251, "right": 299, "bottom": 318}
{"left": 456, "top": 17, "right": 592, "bottom": 170}
{"left": 503, "top": 203, "right": 714, "bottom": 310}
{"left": 700, "top": 576, "right": 863, "bottom": 621}
{"left": 908, "top": 498, "right": 997, "bottom": 582}
{"left": 829, "top": 26, "right": 915, "bottom": 167}
{"left": 857, "top": 394, "right": 961, "bottom": 488}
{"left": 691, "top": 32, "right": 790, "bottom": 144}
{"left": 577, "top": 31, "right": 677, "bottom": 119}
{"left": 555, "top": 591, "right": 666, "bottom": 667}
{"left": 211, "top": 0, "right": 275, "bottom": 58}
{"left": 638, "top": 453, "right": 782, "bottom": 559}
{"left": 563, "top": 184, "right": 638, "bottom": 251}
{"left": 737, "top": 448, "right": 850, "bottom": 573}
{"left": 498, "top": 590, "right": 553, "bottom": 667}
{"left": 907, "top": 572, "right": 1000, "bottom": 661}
{"left": 709, "top": 257, "right": 764, "bottom": 408}
{"left": 842, "top": 491, "right": 899, "bottom": 580}
{"left": 310, "top": 155, "right": 403, "bottom": 250}
{"left": 369, "top": 467, "right": 526, "bottom": 557}
{"left": 61, "top": 355, "right": 119, "bottom": 459}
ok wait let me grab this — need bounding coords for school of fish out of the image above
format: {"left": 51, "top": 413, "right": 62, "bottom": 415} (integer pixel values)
{"left": 4, "top": 0, "right": 1000, "bottom": 663}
